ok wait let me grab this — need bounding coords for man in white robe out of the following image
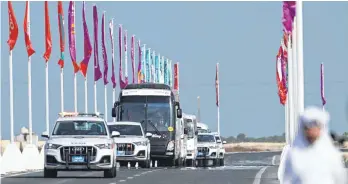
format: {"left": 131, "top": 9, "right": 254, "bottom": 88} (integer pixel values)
{"left": 281, "top": 106, "right": 347, "bottom": 184}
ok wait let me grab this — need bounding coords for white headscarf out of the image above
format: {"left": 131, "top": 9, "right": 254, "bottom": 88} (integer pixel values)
{"left": 281, "top": 106, "right": 347, "bottom": 184}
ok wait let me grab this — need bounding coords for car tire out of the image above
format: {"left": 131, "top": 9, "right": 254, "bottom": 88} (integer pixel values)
{"left": 220, "top": 158, "right": 224, "bottom": 166}
{"left": 44, "top": 168, "right": 57, "bottom": 178}
{"left": 104, "top": 165, "right": 117, "bottom": 178}
{"left": 142, "top": 159, "right": 151, "bottom": 168}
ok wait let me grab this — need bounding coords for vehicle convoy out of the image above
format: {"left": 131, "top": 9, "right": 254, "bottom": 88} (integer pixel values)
{"left": 196, "top": 133, "right": 220, "bottom": 167}
{"left": 111, "top": 83, "right": 187, "bottom": 167}
{"left": 212, "top": 132, "right": 227, "bottom": 166}
{"left": 107, "top": 121, "right": 152, "bottom": 168}
{"left": 197, "top": 122, "right": 210, "bottom": 133}
{"left": 183, "top": 113, "right": 198, "bottom": 166}
{"left": 41, "top": 112, "right": 118, "bottom": 178}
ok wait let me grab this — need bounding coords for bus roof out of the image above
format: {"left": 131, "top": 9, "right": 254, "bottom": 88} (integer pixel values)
{"left": 124, "top": 83, "right": 171, "bottom": 90}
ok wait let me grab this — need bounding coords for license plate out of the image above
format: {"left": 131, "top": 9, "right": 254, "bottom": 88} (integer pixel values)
{"left": 117, "top": 151, "right": 125, "bottom": 156}
{"left": 71, "top": 156, "right": 85, "bottom": 163}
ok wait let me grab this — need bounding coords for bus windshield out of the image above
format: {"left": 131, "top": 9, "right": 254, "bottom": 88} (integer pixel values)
{"left": 119, "top": 96, "right": 173, "bottom": 132}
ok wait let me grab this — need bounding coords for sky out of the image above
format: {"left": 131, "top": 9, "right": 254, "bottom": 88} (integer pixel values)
{"left": 1, "top": 1, "right": 348, "bottom": 139}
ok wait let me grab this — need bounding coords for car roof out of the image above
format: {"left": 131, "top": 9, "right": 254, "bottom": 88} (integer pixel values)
{"left": 57, "top": 116, "right": 105, "bottom": 122}
{"left": 107, "top": 121, "right": 141, "bottom": 126}
{"left": 198, "top": 132, "right": 215, "bottom": 136}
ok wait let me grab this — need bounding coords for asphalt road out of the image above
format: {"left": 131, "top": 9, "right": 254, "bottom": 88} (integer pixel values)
{"left": 1, "top": 151, "right": 281, "bottom": 184}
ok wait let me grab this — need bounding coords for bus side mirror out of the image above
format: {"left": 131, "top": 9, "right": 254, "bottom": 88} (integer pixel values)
{"left": 111, "top": 107, "right": 116, "bottom": 117}
{"left": 177, "top": 108, "right": 182, "bottom": 118}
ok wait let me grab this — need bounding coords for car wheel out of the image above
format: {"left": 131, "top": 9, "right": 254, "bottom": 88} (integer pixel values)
{"left": 44, "top": 168, "right": 57, "bottom": 178}
{"left": 104, "top": 165, "right": 116, "bottom": 178}
{"left": 220, "top": 158, "right": 224, "bottom": 166}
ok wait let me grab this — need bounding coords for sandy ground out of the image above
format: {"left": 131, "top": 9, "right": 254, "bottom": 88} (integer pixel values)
{"left": 223, "top": 142, "right": 286, "bottom": 152}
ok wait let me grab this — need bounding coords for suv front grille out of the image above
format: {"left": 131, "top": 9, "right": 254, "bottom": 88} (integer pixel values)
{"left": 197, "top": 147, "right": 209, "bottom": 156}
{"left": 116, "top": 143, "right": 135, "bottom": 155}
{"left": 60, "top": 146, "right": 97, "bottom": 162}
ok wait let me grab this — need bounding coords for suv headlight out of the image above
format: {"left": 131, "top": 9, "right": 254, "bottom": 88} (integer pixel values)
{"left": 209, "top": 145, "right": 217, "bottom": 149}
{"left": 95, "top": 143, "right": 113, "bottom": 149}
{"left": 167, "top": 141, "right": 174, "bottom": 151}
{"left": 134, "top": 141, "right": 147, "bottom": 146}
{"left": 45, "top": 143, "right": 61, "bottom": 150}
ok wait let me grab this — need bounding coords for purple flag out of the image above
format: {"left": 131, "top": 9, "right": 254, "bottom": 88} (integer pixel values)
{"left": 93, "top": 5, "right": 102, "bottom": 81}
{"left": 101, "top": 12, "right": 108, "bottom": 85}
{"left": 68, "top": 1, "right": 79, "bottom": 73}
{"left": 321, "top": 63, "right": 326, "bottom": 106}
{"left": 282, "top": 1, "right": 296, "bottom": 34}
{"left": 109, "top": 19, "right": 116, "bottom": 89}
{"left": 137, "top": 40, "right": 142, "bottom": 83}
{"left": 79, "top": 1, "right": 92, "bottom": 78}
{"left": 119, "top": 25, "right": 128, "bottom": 89}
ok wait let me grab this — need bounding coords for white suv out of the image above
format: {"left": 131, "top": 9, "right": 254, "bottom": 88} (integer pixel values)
{"left": 212, "top": 132, "right": 226, "bottom": 166}
{"left": 41, "top": 112, "right": 118, "bottom": 178}
{"left": 107, "top": 121, "right": 152, "bottom": 168}
{"left": 196, "top": 133, "right": 220, "bottom": 167}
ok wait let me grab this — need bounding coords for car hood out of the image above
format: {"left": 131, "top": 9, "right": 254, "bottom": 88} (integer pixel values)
{"left": 197, "top": 142, "right": 216, "bottom": 147}
{"left": 113, "top": 136, "right": 147, "bottom": 143}
{"left": 48, "top": 136, "right": 112, "bottom": 146}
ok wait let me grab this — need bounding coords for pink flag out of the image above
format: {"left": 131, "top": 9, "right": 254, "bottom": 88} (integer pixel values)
{"left": 119, "top": 25, "right": 128, "bottom": 89}
{"left": 131, "top": 35, "right": 135, "bottom": 83}
{"left": 109, "top": 19, "right": 116, "bottom": 89}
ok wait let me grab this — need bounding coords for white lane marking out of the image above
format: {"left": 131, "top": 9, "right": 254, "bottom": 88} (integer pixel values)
{"left": 109, "top": 183, "right": 116, "bottom": 184}
{"left": 252, "top": 166, "right": 269, "bottom": 184}
{"left": 134, "top": 174, "right": 141, "bottom": 177}
{"left": 272, "top": 155, "right": 276, "bottom": 165}
{"left": 1, "top": 170, "right": 42, "bottom": 178}
{"left": 127, "top": 176, "right": 133, "bottom": 179}
{"left": 119, "top": 180, "right": 126, "bottom": 182}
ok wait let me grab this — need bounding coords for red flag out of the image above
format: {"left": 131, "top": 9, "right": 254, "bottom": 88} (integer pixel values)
{"left": 23, "top": 1, "right": 35, "bottom": 57}
{"left": 174, "top": 63, "right": 179, "bottom": 90}
{"left": 57, "top": 1, "right": 65, "bottom": 68}
{"left": 215, "top": 63, "right": 219, "bottom": 107}
{"left": 7, "top": 1, "right": 19, "bottom": 51}
{"left": 276, "top": 47, "right": 287, "bottom": 105}
{"left": 43, "top": 1, "right": 52, "bottom": 62}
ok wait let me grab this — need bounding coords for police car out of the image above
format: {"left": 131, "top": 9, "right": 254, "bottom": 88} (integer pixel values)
{"left": 41, "top": 112, "right": 118, "bottom": 178}
{"left": 212, "top": 132, "right": 227, "bottom": 166}
{"left": 196, "top": 133, "right": 220, "bottom": 167}
{"left": 107, "top": 121, "right": 152, "bottom": 168}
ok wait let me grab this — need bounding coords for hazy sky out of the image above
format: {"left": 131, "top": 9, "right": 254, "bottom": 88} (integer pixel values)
{"left": 1, "top": 1, "right": 348, "bottom": 138}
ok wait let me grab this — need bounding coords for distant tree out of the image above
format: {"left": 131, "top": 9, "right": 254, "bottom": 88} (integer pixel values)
{"left": 237, "top": 133, "right": 246, "bottom": 141}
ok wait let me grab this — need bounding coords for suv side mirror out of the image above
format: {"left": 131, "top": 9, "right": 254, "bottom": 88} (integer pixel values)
{"left": 217, "top": 139, "right": 222, "bottom": 143}
{"left": 111, "top": 131, "right": 120, "bottom": 138}
{"left": 184, "top": 128, "right": 188, "bottom": 135}
{"left": 177, "top": 108, "right": 182, "bottom": 118}
{"left": 222, "top": 141, "right": 227, "bottom": 144}
{"left": 145, "top": 132, "right": 153, "bottom": 138}
{"left": 41, "top": 131, "right": 49, "bottom": 138}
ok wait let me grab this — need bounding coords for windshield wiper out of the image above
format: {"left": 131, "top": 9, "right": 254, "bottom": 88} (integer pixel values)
{"left": 141, "top": 120, "right": 163, "bottom": 137}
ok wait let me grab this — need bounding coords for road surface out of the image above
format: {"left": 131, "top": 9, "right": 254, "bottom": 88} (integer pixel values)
{"left": 1, "top": 152, "right": 281, "bottom": 184}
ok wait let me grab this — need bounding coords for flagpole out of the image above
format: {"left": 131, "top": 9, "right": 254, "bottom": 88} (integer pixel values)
{"left": 296, "top": 0, "right": 304, "bottom": 115}
{"left": 94, "top": 82, "right": 97, "bottom": 113}
{"left": 321, "top": 62, "right": 325, "bottom": 111}
{"left": 217, "top": 63, "right": 220, "bottom": 135}
{"left": 26, "top": 1, "right": 33, "bottom": 144}
{"left": 61, "top": 68, "right": 64, "bottom": 112}
{"left": 105, "top": 85, "right": 107, "bottom": 121}
{"left": 45, "top": 62, "right": 49, "bottom": 133}
{"left": 9, "top": 50, "right": 14, "bottom": 143}
{"left": 112, "top": 88, "right": 115, "bottom": 122}
{"left": 292, "top": 17, "right": 298, "bottom": 137}
{"left": 73, "top": 1, "right": 78, "bottom": 113}
{"left": 197, "top": 96, "right": 201, "bottom": 122}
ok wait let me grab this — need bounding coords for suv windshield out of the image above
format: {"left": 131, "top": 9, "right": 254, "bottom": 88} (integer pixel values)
{"left": 108, "top": 124, "right": 143, "bottom": 136}
{"left": 52, "top": 121, "right": 107, "bottom": 136}
{"left": 198, "top": 135, "right": 215, "bottom": 143}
